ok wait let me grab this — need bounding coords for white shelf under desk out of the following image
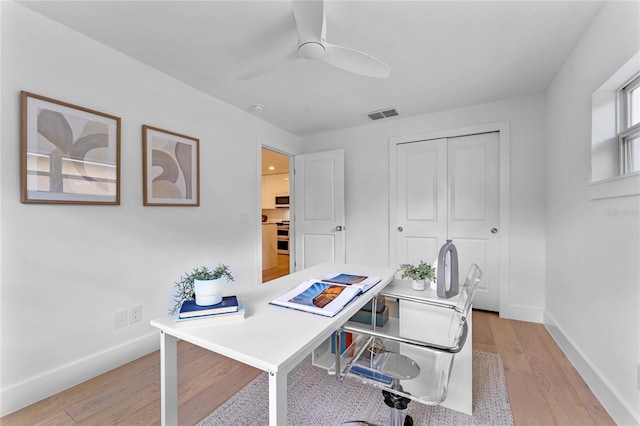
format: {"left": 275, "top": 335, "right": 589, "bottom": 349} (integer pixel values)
{"left": 312, "top": 317, "right": 400, "bottom": 372}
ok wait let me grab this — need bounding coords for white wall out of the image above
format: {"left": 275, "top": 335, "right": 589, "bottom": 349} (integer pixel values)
{"left": 0, "top": 2, "right": 298, "bottom": 415}
{"left": 3, "top": 0, "right": 638, "bottom": 421}
{"left": 299, "top": 94, "right": 547, "bottom": 321}
{"left": 544, "top": 1, "right": 640, "bottom": 424}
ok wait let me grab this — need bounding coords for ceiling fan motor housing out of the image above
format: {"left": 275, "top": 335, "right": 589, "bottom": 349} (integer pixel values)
{"left": 298, "top": 41, "right": 325, "bottom": 60}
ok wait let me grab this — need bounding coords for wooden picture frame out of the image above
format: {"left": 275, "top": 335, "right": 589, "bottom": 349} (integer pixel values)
{"left": 20, "top": 91, "right": 121, "bottom": 204}
{"left": 142, "top": 125, "right": 200, "bottom": 206}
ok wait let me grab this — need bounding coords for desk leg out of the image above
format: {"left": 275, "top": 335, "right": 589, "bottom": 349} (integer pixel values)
{"left": 160, "top": 331, "right": 178, "bottom": 426}
{"left": 268, "top": 370, "right": 287, "bottom": 425}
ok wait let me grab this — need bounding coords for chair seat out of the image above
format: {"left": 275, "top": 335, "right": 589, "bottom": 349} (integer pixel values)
{"left": 368, "top": 352, "right": 421, "bottom": 380}
{"left": 344, "top": 336, "right": 452, "bottom": 405}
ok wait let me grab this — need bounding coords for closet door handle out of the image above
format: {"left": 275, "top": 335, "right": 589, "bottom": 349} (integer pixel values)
{"left": 336, "top": 226, "right": 343, "bottom": 231}
{"left": 397, "top": 227, "right": 403, "bottom": 232}
{"left": 491, "top": 228, "right": 498, "bottom": 234}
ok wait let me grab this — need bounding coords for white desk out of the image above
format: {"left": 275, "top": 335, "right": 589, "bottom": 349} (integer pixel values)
{"left": 150, "top": 263, "right": 396, "bottom": 426}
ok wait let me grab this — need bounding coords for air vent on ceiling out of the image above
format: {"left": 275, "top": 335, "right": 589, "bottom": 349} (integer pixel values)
{"left": 366, "top": 108, "right": 399, "bottom": 121}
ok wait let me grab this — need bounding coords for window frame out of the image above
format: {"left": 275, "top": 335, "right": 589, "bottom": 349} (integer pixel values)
{"left": 618, "top": 73, "right": 640, "bottom": 175}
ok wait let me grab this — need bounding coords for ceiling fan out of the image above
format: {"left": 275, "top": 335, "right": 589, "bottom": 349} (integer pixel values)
{"left": 239, "top": 0, "right": 391, "bottom": 80}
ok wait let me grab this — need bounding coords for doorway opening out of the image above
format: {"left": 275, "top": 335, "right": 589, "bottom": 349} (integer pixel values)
{"left": 261, "top": 147, "right": 291, "bottom": 282}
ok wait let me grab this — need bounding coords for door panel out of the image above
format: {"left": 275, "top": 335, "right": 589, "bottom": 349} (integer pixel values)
{"left": 451, "top": 145, "right": 488, "bottom": 220}
{"left": 405, "top": 149, "right": 438, "bottom": 221}
{"left": 302, "top": 234, "right": 336, "bottom": 267}
{"left": 294, "top": 150, "right": 345, "bottom": 271}
{"left": 301, "top": 158, "right": 335, "bottom": 220}
{"left": 396, "top": 139, "right": 447, "bottom": 275}
{"left": 448, "top": 133, "right": 499, "bottom": 311}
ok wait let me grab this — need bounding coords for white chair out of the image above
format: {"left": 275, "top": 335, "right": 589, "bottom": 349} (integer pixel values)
{"left": 333, "top": 263, "right": 482, "bottom": 426}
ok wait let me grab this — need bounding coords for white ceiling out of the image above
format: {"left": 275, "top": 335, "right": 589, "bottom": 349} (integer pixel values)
{"left": 18, "top": 1, "right": 603, "bottom": 136}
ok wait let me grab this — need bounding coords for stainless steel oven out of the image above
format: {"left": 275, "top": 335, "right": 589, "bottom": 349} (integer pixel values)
{"left": 276, "top": 221, "right": 289, "bottom": 255}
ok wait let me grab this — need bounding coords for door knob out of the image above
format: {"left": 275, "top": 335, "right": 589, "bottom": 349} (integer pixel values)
{"left": 335, "top": 226, "right": 343, "bottom": 231}
{"left": 491, "top": 228, "right": 498, "bottom": 234}
{"left": 397, "top": 227, "right": 403, "bottom": 232}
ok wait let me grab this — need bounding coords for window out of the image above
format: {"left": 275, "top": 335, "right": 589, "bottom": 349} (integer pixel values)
{"left": 619, "top": 74, "right": 640, "bottom": 174}
{"left": 589, "top": 50, "right": 640, "bottom": 199}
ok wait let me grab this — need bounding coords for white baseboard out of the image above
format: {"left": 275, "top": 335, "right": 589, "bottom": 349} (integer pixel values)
{"left": 499, "top": 303, "right": 544, "bottom": 323}
{"left": 544, "top": 312, "right": 639, "bottom": 426}
{"left": 0, "top": 332, "right": 159, "bottom": 417}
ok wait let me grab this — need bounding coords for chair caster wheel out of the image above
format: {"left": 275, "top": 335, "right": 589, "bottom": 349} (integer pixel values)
{"left": 404, "top": 415, "right": 413, "bottom": 426}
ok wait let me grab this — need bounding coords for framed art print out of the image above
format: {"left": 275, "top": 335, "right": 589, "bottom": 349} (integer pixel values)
{"left": 142, "top": 125, "right": 200, "bottom": 206}
{"left": 20, "top": 91, "right": 121, "bottom": 204}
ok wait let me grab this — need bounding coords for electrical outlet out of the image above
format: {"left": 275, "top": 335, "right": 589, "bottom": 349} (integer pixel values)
{"left": 128, "top": 305, "right": 142, "bottom": 324}
{"left": 114, "top": 310, "right": 128, "bottom": 329}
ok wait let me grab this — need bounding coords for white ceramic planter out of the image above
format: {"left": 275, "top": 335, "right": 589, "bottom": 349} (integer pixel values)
{"left": 410, "top": 279, "right": 436, "bottom": 291}
{"left": 194, "top": 278, "right": 225, "bottom": 306}
{"left": 411, "top": 279, "right": 426, "bottom": 291}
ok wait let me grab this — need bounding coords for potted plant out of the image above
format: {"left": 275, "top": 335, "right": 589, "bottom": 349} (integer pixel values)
{"left": 170, "top": 264, "right": 234, "bottom": 314}
{"left": 399, "top": 261, "right": 436, "bottom": 291}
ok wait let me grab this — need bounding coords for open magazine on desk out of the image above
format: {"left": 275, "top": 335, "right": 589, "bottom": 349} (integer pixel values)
{"left": 270, "top": 273, "right": 381, "bottom": 317}
{"left": 320, "top": 273, "right": 381, "bottom": 293}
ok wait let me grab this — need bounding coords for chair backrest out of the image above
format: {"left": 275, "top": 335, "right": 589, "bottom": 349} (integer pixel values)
{"left": 447, "top": 263, "right": 482, "bottom": 346}
{"left": 455, "top": 263, "right": 482, "bottom": 320}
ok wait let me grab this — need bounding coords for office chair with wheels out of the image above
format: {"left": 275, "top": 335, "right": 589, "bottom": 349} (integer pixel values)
{"left": 333, "top": 263, "right": 482, "bottom": 426}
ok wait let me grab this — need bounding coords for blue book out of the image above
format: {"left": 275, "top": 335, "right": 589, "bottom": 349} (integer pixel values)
{"left": 175, "top": 301, "right": 245, "bottom": 327}
{"left": 179, "top": 295, "right": 238, "bottom": 318}
{"left": 350, "top": 305, "right": 389, "bottom": 327}
{"left": 350, "top": 363, "right": 393, "bottom": 385}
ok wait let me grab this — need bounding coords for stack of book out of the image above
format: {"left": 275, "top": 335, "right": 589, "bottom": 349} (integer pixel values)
{"left": 175, "top": 295, "right": 245, "bottom": 327}
{"left": 350, "top": 294, "right": 389, "bottom": 327}
{"left": 331, "top": 330, "right": 353, "bottom": 354}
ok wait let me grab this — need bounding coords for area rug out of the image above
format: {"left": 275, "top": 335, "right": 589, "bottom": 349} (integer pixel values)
{"left": 199, "top": 350, "right": 513, "bottom": 425}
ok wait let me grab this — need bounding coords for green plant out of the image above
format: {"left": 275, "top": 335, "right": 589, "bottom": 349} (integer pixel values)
{"left": 399, "top": 261, "right": 435, "bottom": 281}
{"left": 170, "top": 264, "right": 234, "bottom": 314}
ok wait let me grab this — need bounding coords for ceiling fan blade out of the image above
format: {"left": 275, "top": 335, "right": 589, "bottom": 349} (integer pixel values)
{"left": 291, "top": 0, "right": 324, "bottom": 42}
{"left": 237, "top": 46, "right": 299, "bottom": 80}
{"left": 322, "top": 43, "right": 391, "bottom": 79}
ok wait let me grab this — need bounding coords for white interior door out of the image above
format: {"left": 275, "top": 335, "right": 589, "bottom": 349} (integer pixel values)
{"left": 394, "top": 132, "right": 501, "bottom": 311}
{"left": 294, "top": 150, "right": 345, "bottom": 271}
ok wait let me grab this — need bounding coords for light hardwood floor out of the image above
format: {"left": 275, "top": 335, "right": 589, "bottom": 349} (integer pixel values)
{"left": 262, "top": 254, "right": 290, "bottom": 282}
{"left": 472, "top": 311, "right": 614, "bottom": 425}
{"left": 1, "top": 311, "right": 615, "bottom": 425}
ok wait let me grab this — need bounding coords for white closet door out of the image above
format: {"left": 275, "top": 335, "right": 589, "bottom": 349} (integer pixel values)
{"left": 394, "top": 132, "right": 501, "bottom": 311}
{"left": 294, "top": 150, "right": 345, "bottom": 270}
{"left": 448, "top": 132, "right": 500, "bottom": 311}
{"left": 396, "top": 139, "right": 448, "bottom": 272}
